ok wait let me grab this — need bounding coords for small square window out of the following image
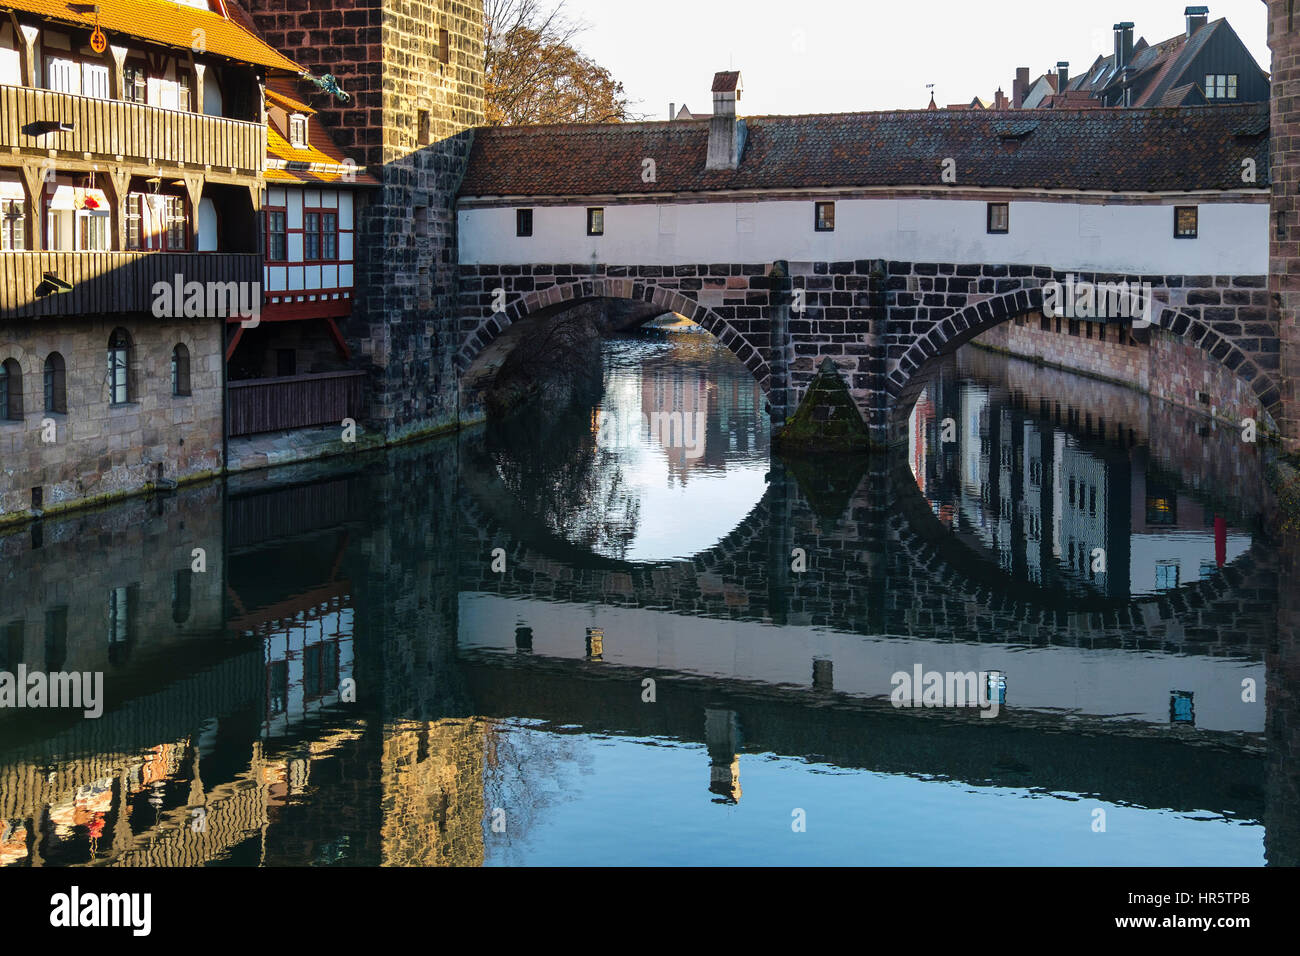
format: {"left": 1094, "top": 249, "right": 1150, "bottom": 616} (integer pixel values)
{"left": 814, "top": 201, "right": 835, "bottom": 232}
{"left": 1174, "top": 206, "right": 1198, "bottom": 238}
{"left": 289, "top": 114, "right": 308, "bottom": 148}
{"left": 987, "top": 202, "right": 1009, "bottom": 234}
{"left": 586, "top": 207, "right": 604, "bottom": 236}
{"left": 516, "top": 208, "right": 533, "bottom": 237}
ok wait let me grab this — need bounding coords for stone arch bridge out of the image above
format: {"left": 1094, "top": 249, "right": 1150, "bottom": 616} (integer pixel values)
{"left": 456, "top": 260, "right": 1281, "bottom": 444}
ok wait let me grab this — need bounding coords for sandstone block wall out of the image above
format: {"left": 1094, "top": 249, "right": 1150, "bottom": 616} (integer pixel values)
{"left": 0, "top": 317, "right": 223, "bottom": 520}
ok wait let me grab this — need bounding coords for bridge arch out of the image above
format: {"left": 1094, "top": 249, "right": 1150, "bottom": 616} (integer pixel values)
{"left": 885, "top": 277, "right": 1283, "bottom": 429}
{"left": 455, "top": 274, "right": 773, "bottom": 394}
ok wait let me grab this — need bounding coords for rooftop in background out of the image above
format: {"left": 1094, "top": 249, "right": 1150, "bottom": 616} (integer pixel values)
{"left": 0, "top": 0, "right": 303, "bottom": 73}
{"left": 460, "top": 102, "right": 1269, "bottom": 198}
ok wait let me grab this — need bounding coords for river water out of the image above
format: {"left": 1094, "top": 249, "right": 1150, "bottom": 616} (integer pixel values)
{"left": 1, "top": 330, "right": 1293, "bottom": 866}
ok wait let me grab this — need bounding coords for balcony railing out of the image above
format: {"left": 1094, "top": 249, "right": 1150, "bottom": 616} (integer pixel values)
{"left": 227, "top": 371, "right": 368, "bottom": 437}
{"left": 0, "top": 251, "right": 262, "bottom": 318}
{"left": 0, "top": 85, "right": 265, "bottom": 176}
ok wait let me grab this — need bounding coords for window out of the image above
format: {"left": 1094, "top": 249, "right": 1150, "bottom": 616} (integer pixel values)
{"left": 0, "top": 358, "right": 21, "bottom": 421}
{"left": 164, "top": 195, "right": 188, "bottom": 250}
{"left": 178, "top": 71, "right": 191, "bottom": 112}
{"left": 516, "top": 208, "right": 533, "bottom": 237}
{"left": 1204, "top": 74, "right": 1238, "bottom": 99}
{"left": 417, "top": 109, "right": 431, "bottom": 144}
{"left": 126, "top": 194, "right": 142, "bottom": 249}
{"left": 586, "top": 207, "right": 604, "bottom": 236}
{"left": 322, "top": 211, "right": 337, "bottom": 260}
{"left": 414, "top": 205, "right": 428, "bottom": 237}
{"left": 46, "top": 57, "right": 77, "bottom": 93}
{"left": 304, "top": 211, "right": 320, "bottom": 261}
{"left": 437, "top": 27, "right": 450, "bottom": 64}
{"left": 814, "top": 201, "right": 835, "bottom": 232}
{"left": 107, "top": 584, "right": 137, "bottom": 666}
{"left": 43, "top": 353, "right": 66, "bottom": 414}
{"left": 1174, "top": 205, "right": 1198, "bottom": 238}
{"left": 1155, "top": 560, "right": 1180, "bottom": 591}
{"left": 83, "top": 62, "right": 110, "bottom": 100}
{"left": 123, "top": 64, "right": 147, "bottom": 104}
{"left": 289, "top": 114, "right": 308, "bottom": 148}
{"left": 78, "top": 208, "right": 110, "bottom": 250}
{"left": 1, "top": 198, "right": 24, "bottom": 250}
{"left": 987, "top": 202, "right": 1010, "bottom": 234}
{"left": 107, "top": 328, "right": 130, "bottom": 404}
{"left": 267, "top": 208, "right": 287, "bottom": 261}
{"left": 171, "top": 344, "right": 190, "bottom": 396}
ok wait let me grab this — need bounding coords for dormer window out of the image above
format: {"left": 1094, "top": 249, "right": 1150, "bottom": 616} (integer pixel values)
{"left": 289, "top": 114, "right": 309, "bottom": 149}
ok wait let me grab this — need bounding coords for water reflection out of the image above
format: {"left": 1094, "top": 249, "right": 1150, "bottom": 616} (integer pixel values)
{"left": 908, "top": 350, "right": 1258, "bottom": 598}
{"left": 1, "top": 336, "right": 1295, "bottom": 866}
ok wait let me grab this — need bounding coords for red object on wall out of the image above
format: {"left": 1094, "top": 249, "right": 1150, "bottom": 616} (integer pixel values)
{"left": 1215, "top": 515, "right": 1226, "bottom": 568}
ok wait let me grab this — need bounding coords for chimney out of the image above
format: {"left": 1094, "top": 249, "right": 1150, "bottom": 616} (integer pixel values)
{"left": 1113, "top": 22, "right": 1134, "bottom": 70}
{"left": 707, "top": 70, "right": 745, "bottom": 171}
{"left": 1013, "top": 66, "right": 1030, "bottom": 108}
{"left": 1057, "top": 61, "right": 1069, "bottom": 95}
{"left": 1185, "top": 6, "right": 1209, "bottom": 36}
{"left": 669, "top": 102, "right": 675, "bottom": 120}
{"left": 993, "top": 87, "right": 1007, "bottom": 110}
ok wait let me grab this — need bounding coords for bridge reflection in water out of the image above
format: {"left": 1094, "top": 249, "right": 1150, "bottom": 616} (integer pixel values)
{"left": 0, "top": 336, "right": 1295, "bottom": 866}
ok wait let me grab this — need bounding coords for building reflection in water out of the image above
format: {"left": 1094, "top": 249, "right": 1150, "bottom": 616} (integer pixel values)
{"left": 907, "top": 353, "right": 1254, "bottom": 599}
{"left": 1, "top": 339, "right": 1296, "bottom": 866}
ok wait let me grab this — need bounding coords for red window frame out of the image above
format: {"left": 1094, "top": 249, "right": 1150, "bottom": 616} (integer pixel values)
{"left": 302, "top": 205, "right": 339, "bottom": 263}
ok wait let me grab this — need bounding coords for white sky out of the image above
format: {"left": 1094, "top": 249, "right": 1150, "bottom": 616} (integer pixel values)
{"left": 558, "top": 0, "right": 1271, "bottom": 118}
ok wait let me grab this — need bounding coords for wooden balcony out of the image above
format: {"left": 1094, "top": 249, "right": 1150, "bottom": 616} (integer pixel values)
{"left": 0, "top": 85, "right": 265, "bottom": 177}
{"left": 227, "top": 371, "right": 367, "bottom": 437}
{"left": 0, "top": 251, "right": 262, "bottom": 318}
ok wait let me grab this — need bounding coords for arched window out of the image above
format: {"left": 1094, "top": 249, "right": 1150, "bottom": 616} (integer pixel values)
{"left": 107, "top": 328, "right": 130, "bottom": 404}
{"left": 171, "top": 343, "right": 191, "bottom": 396}
{"left": 0, "top": 358, "right": 22, "bottom": 421}
{"left": 43, "top": 352, "right": 66, "bottom": 414}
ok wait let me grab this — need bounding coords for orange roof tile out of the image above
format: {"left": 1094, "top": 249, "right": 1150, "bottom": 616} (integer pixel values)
{"left": 266, "top": 84, "right": 315, "bottom": 115}
{"left": 0, "top": 0, "right": 303, "bottom": 73}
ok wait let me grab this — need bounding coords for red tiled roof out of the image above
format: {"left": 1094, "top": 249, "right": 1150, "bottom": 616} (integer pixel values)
{"left": 460, "top": 104, "right": 1270, "bottom": 198}
{"left": 712, "top": 71, "right": 740, "bottom": 93}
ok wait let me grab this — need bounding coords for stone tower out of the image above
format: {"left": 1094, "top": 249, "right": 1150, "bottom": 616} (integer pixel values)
{"left": 238, "top": 0, "right": 485, "bottom": 440}
{"left": 1268, "top": 0, "right": 1300, "bottom": 453}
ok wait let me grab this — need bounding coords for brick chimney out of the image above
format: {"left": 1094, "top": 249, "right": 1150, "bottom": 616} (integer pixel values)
{"left": 707, "top": 70, "right": 745, "bottom": 170}
{"left": 1186, "top": 5, "right": 1209, "bottom": 36}
{"left": 1013, "top": 66, "right": 1030, "bottom": 108}
{"left": 1057, "top": 61, "right": 1069, "bottom": 94}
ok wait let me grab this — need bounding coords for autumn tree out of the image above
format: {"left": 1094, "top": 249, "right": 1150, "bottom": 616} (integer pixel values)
{"left": 484, "top": 0, "right": 637, "bottom": 125}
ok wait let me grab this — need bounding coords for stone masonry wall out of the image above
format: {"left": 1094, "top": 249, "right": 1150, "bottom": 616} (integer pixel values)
{"left": 0, "top": 317, "right": 223, "bottom": 521}
{"left": 244, "top": 0, "right": 485, "bottom": 439}
{"left": 976, "top": 317, "right": 1271, "bottom": 430}
{"left": 1268, "top": 0, "right": 1300, "bottom": 453}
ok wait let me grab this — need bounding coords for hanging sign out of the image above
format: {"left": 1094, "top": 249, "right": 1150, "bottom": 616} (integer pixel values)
{"left": 90, "top": 26, "right": 107, "bottom": 54}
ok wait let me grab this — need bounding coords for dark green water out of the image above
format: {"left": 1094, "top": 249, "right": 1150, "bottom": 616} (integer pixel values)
{"left": 0, "top": 332, "right": 1294, "bottom": 866}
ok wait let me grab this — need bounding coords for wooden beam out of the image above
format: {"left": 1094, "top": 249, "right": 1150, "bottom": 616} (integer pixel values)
{"left": 225, "top": 324, "right": 245, "bottom": 361}
{"left": 324, "top": 317, "right": 351, "bottom": 359}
